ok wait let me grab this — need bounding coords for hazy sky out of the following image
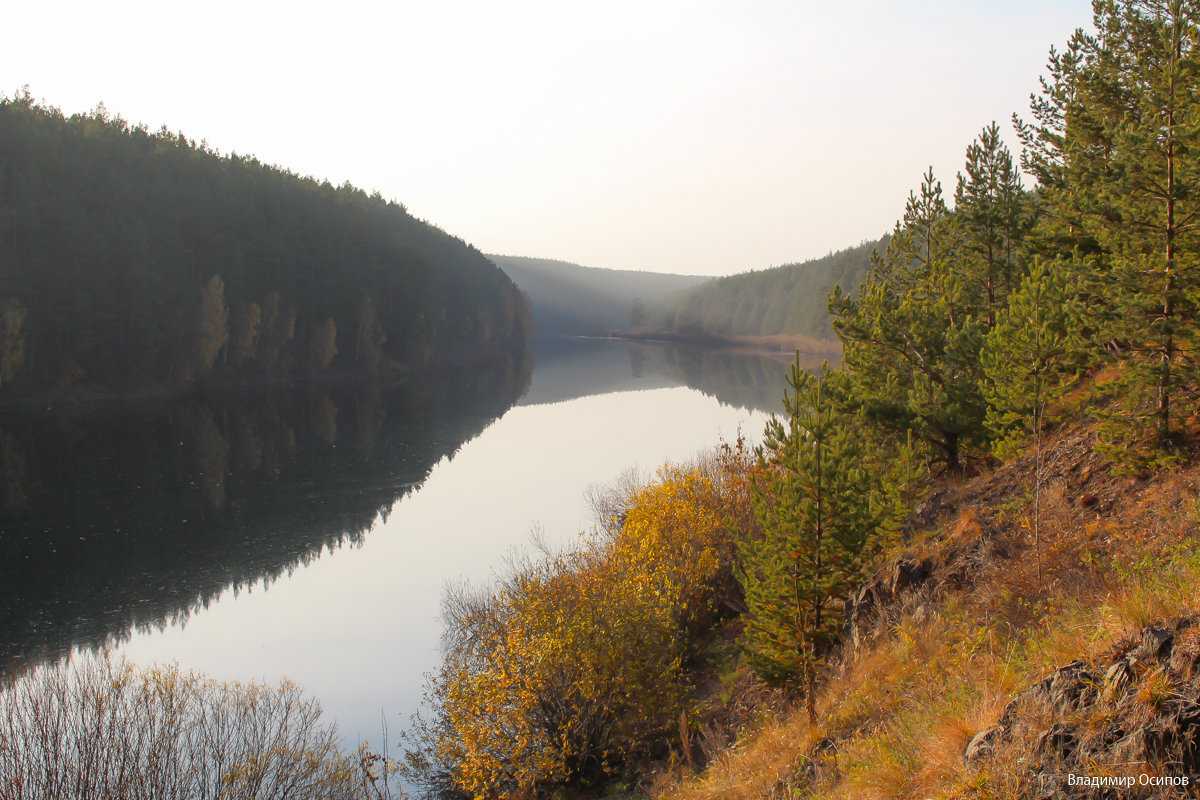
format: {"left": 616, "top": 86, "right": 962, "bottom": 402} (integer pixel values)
{"left": 5, "top": 1, "right": 1091, "bottom": 276}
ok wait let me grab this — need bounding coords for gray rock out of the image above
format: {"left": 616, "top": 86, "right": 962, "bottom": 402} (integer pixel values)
{"left": 1045, "top": 661, "right": 1097, "bottom": 714}
{"left": 1000, "top": 661, "right": 1097, "bottom": 729}
{"left": 963, "top": 725, "right": 1003, "bottom": 766}
{"left": 844, "top": 556, "right": 936, "bottom": 651}
{"left": 889, "top": 556, "right": 932, "bottom": 595}
{"left": 1139, "top": 625, "right": 1173, "bottom": 661}
{"left": 1103, "top": 657, "right": 1135, "bottom": 700}
{"left": 1036, "top": 722, "right": 1077, "bottom": 762}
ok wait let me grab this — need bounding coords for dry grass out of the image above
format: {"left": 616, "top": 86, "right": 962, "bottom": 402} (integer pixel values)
{"left": 659, "top": 428, "right": 1200, "bottom": 800}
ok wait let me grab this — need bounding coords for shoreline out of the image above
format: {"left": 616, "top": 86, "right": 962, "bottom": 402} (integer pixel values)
{"left": 0, "top": 347, "right": 530, "bottom": 419}
{"left": 601, "top": 330, "right": 842, "bottom": 360}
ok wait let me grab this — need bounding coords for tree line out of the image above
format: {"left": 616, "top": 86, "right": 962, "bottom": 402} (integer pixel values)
{"left": 0, "top": 91, "right": 530, "bottom": 402}
{"left": 651, "top": 238, "right": 882, "bottom": 342}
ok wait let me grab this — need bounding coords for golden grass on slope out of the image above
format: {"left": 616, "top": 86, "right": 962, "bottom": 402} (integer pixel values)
{"left": 658, "top": 434, "right": 1200, "bottom": 800}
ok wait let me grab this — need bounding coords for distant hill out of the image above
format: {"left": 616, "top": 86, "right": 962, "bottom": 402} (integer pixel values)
{"left": 489, "top": 255, "right": 707, "bottom": 338}
{"left": 665, "top": 237, "right": 885, "bottom": 343}
{"left": 493, "top": 240, "right": 884, "bottom": 348}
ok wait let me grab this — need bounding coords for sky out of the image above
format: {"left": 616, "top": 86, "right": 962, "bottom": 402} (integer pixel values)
{"left": 4, "top": 0, "right": 1092, "bottom": 276}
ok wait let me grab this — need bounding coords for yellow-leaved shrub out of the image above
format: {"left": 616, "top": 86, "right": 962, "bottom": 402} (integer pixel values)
{"left": 407, "top": 444, "right": 753, "bottom": 798}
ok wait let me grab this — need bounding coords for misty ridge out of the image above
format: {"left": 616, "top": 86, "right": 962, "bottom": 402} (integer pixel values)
{"left": 489, "top": 241, "right": 881, "bottom": 350}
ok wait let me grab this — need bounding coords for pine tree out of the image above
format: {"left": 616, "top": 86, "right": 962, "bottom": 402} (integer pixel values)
{"left": 353, "top": 295, "right": 387, "bottom": 375}
{"left": 830, "top": 169, "right": 987, "bottom": 471}
{"left": 737, "top": 360, "right": 895, "bottom": 722}
{"left": 954, "top": 123, "right": 1030, "bottom": 328}
{"left": 231, "top": 302, "right": 262, "bottom": 365}
{"left": 630, "top": 298, "right": 647, "bottom": 330}
{"left": 1017, "top": 0, "right": 1200, "bottom": 468}
{"left": 981, "top": 258, "right": 1082, "bottom": 582}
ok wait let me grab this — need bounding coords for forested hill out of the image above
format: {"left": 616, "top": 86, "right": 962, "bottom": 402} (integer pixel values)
{"left": 488, "top": 254, "right": 706, "bottom": 338}
{"left": 0, "top": 93, "right": 529, "bottom": 404}
{"left": 664, "top": 237, "right": 884, "bottom": 342}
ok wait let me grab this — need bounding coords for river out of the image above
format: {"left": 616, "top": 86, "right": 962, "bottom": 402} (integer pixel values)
{"left": 0, "top": 338, "right": 812, "bottom": 751}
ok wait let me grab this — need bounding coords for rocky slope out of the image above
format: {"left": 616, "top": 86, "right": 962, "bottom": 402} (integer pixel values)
{"left": 660, "top": 423, "right": 1200, "bottom": 800}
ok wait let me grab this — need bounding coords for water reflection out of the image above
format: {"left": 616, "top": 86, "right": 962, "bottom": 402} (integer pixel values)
{"left": 0, "top": 338, "right": 804, "bottom": 743}
{"left": 0, "top": 354, "right": 531, "bottom": 676}
{"left": 520, "top": 337, "right": 818, "bottom": 413}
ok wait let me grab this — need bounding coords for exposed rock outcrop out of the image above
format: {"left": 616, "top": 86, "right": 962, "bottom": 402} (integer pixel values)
{"left": 963, "top": 619, "right": 1200, "bottom": 798}
{"left": 843, "top": 555, "right": 935, "bottom": 649}
{"left": 843, "top": 510, "right": 1004, "bottom": 650}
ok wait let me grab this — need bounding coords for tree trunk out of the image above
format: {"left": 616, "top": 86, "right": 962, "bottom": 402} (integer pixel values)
{"left": 1159, "top": 9, "right": 1181, "bottom": 445}
{"left": 805, "top": 639, "right": 817, "bottom": 725}
{"left": 1034, "top": 403, "right": 1044, "bottom": 589}
{"left": 944, "top": 432, "right": 960, "bottom": 473}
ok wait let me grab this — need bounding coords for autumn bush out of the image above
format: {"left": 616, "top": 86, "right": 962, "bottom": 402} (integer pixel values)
{"left": 404, "top": 444, "right": 754, "bottom": 798}
{"left": 0, "top": 655, "right": 393, "bottom": 799}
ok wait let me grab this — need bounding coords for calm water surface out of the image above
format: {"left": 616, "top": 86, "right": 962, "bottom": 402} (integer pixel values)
{"left": 0, "top": 339, "right": 801, "bottom": 748}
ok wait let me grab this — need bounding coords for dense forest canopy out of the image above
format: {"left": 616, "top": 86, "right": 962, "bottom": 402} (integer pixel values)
{"left": 662, "top": 238, "right": 883, "bottom": 342}
{"left": 0, "top": 92, "right": 529, "bottom": 403}
{"left": 488, "top": 254, "right": 706, "bottom": 338}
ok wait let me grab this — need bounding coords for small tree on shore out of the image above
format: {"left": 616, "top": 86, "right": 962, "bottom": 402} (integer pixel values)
{"left": 738, "top": 359, "right": 901, "bottom": 722}
{"left": 981, "top": 257, "right": 1081, "bottom": 585}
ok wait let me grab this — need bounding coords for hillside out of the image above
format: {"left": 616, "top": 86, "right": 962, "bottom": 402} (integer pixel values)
{"left": 488, "top": 254, "right": 707, "bottom": 338}
{"left": 664, "top": 238, "right": 882, "bottom": 343}
{"left": 490, "top": 243, "right": 881, "bottom": 347}
{"left": 0, "top": 93, "right": 529, "bottom": 405}
{"left": 658, "top": 420, "right": 1200, "bottom": 800}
